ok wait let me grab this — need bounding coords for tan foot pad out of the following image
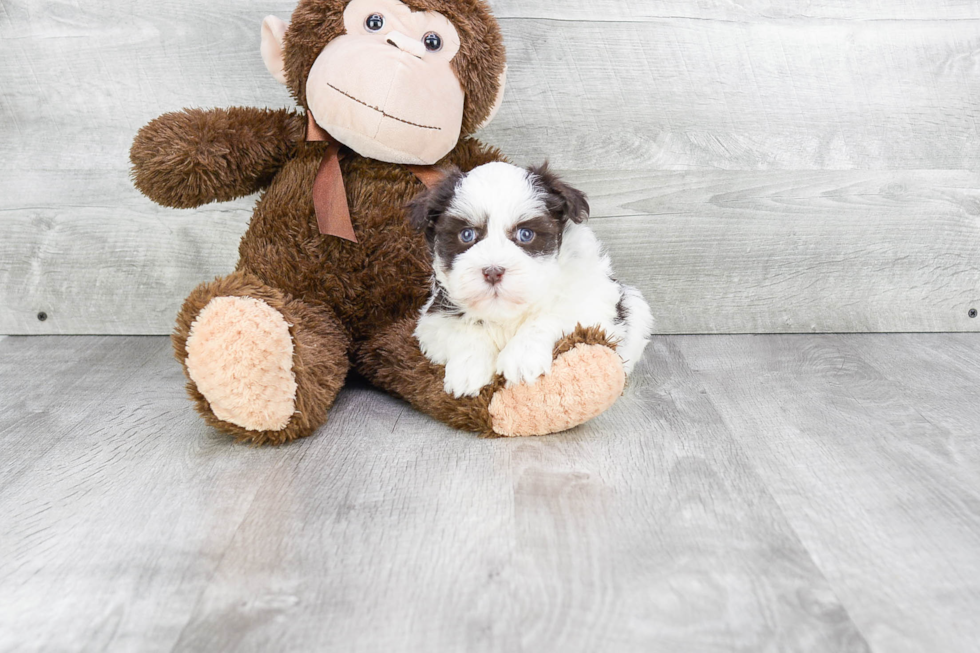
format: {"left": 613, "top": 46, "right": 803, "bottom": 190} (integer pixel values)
{"left": 185, "top": 296, "right": 297, "bottom": 432}
{"left": 488, "top": 344, "right": 626, "bottom": 437}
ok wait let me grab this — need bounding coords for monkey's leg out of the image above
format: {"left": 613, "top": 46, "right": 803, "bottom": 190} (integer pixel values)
{"left": 356, "top": 318, "right": 625, "bottom": 437}
{"left": 173, "top": 271, "right": 350, "bottom": 445}
{"left": 487, "top": 325, "right": 626, "bottom": 436}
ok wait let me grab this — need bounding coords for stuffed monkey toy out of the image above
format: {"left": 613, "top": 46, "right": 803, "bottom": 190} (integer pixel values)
{"left": 130, "top": 0, "right": 627, "bottom": 444}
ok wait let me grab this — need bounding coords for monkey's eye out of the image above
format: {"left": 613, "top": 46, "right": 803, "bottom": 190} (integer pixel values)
{"left": 459, "top": 228, "right": 476, "bottom": 244}
{"left": 365, "top": 13, "right": 385, "bottom": 32}
{"left": 423, "top": 32, "right": 443, "bottom": 52}
{"left": 516, "top": 228, "right": 535, "bottom": 244}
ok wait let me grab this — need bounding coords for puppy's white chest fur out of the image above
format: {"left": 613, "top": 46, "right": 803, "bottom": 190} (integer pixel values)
{"left": 410, "top": 162, "right": 653, "bottom": 399}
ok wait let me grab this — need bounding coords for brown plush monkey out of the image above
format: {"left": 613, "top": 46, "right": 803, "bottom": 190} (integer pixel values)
{"left": 130, "top": 0, "right": 627, "bottom": 444}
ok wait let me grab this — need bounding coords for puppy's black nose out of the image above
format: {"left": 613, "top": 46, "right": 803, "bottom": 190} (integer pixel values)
{"left": 483, "top": 266, "right": 505, "bottom": 286}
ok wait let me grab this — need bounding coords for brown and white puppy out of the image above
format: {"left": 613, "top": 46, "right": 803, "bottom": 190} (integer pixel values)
{"left": 410, "top": 162, "right": 653, "bottom": 397}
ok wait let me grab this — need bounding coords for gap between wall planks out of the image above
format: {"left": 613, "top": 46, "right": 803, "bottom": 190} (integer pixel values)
{"left": 1, "top": 1, "right": 978, "bottom": 334}
{"left": 2, "top": 169, "right": 979, "bottom": 334}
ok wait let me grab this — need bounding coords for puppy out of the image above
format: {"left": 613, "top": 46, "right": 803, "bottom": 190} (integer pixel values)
{"left": 408, "top": 162, "right": 653, "bottom": 398}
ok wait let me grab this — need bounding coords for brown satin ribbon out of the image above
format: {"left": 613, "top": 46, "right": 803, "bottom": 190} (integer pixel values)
{"left": 307, "top": 113, "right": 355, "bottom": 242}
{"left": 306, "top": 112, "right": 448, "bottom": 242}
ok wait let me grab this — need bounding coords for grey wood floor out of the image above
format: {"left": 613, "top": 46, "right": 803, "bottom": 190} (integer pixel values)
{"left": 1, "top": 334, "right": 978, "bottom": 653}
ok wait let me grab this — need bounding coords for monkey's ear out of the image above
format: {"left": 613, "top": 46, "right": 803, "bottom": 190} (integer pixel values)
{"left": 261, "top": 16, "right": 289, "bottom": 85}
{"left": 530, "top": 161, "right": 590, "bottom": 224}
{"left": 407, "top": 167, "right": 463, "bottom": 239}
{"left": 474, "top": 65, "right": 507, "bottom": 132}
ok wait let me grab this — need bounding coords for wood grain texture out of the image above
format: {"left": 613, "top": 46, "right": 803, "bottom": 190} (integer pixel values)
{"left": 2, "top": 1, "right": 977, "bottom": 171}
{"left": 578, "top": 169, "right": 980, "bottom": 333}
{"left": 2, "top": 0, "right": 980, "bottom": 334}
{"left": 169, "top": 353, "right": 868, "bottom": 653}
{"left": 491, "top": 0, "right": 980, "bottom": 21}
{"left": 3, "top": 170, "right": 978, "bottom": 334}
{"left": 488, "top": 17, "right": 980, "bottom": 172}
{"left": 676, "top": 334, "right": 980, "bottom": 653}
{"left": 5, "top": 334, "right": 980, "bottom": 650}
{"left": 0, "top": 171, "right": 251, "bottom": 335}
{"left": 0, "top": 336, "right": 167, "bottom": 492}
{"left": 0, "top": 336, "right": 300, "bottom": 652}
{"left": 0, "top": 335, "right": 879, "bottom": 652}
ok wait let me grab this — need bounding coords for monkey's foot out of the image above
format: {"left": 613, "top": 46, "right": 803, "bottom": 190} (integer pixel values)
{"left": 174, "top": 272, "right": 350, "bottom": 445}
{"left": 185, "top": 296, "right": 298, "bottom": 432}
{"left": 488, "top": 326, "right": 625, "bottom": 437}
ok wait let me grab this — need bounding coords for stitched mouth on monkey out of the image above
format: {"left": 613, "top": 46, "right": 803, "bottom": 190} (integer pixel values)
{"left": 302, "top": 13, "right": 467, "bottom": 165}
{"left": 325, "top": 82, "right": 442, "bottom": 132}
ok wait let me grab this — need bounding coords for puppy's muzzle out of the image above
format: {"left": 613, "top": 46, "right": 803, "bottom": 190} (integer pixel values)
{"left": 482, "top": 266, "right": 505, "bottom": 286}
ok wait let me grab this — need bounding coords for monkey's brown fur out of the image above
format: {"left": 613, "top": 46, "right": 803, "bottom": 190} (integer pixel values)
{"left": 358, "top": 322, "right": 620, "bottom": 439}
{"left": 283, "top": 0, "right": 506, "bottom": 134}
{"left": 132, "top": 0, "right": 618, "bottom": 444}
{"left": 172, "top": 270, "right": 351, "bottom": 445}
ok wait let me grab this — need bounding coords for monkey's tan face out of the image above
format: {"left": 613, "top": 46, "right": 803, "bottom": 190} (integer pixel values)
{"left": 263, "top": 0, "right": 506, "bottom": 164}
{"left": 305, "top": 0, "right": 464, "bottom": 165}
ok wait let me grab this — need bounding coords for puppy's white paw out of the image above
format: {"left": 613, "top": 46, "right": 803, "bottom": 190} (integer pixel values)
{"left": 443, "top": 351, "right": 497, "bottom": 398}
{"left": 496, "top": 337, "right": 554, "bottom": 387}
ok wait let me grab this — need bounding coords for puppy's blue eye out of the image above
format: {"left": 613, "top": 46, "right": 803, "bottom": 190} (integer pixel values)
{"left": 517, "top": 228, "right": 535, "bottom": 244}
{"left": 460, "top": 228, "right": 476, "bottom": 244}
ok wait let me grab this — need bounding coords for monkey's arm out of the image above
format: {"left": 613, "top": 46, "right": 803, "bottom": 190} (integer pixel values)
{"left": 130, "top": 107, "right": 305, "bottom": 209}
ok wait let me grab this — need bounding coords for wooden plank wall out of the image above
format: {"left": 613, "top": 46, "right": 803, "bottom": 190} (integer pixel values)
{"left": 1, "top": 0, "right": 979, "bottom": 334}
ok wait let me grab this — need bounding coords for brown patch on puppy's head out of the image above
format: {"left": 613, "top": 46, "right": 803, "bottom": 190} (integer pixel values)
{"left": 528, "top": 162, "right": 590, "bottom": 225}
{"left": 407, "top": 165, "right": 464, "bottom": 244}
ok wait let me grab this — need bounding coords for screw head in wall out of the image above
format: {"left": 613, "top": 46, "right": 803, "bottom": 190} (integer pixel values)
{"left": 37, "top": 312, "right": 48, "bottom": 322}
{"left": 970, "top": 309, "right": 978, "bottom": 319}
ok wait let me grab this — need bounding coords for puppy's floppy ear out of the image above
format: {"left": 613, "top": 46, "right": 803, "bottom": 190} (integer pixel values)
{"left": 406, "top": 166, "right": 463, "bottom": 240}
{"left": 528, "top": 161, "right": 590, "bottom": 224}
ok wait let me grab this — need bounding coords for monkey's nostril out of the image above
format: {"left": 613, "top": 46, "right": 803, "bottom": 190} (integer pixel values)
{"left": 482, "top": 266, "right": 505, "bottom": 286}
{"left": 385, "top": 32, "right": 425, "bottom": 59}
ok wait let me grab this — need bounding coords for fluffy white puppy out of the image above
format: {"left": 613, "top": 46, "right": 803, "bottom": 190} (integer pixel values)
{"left": 409, "top": 161, "right": 653, "bottom": 398}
